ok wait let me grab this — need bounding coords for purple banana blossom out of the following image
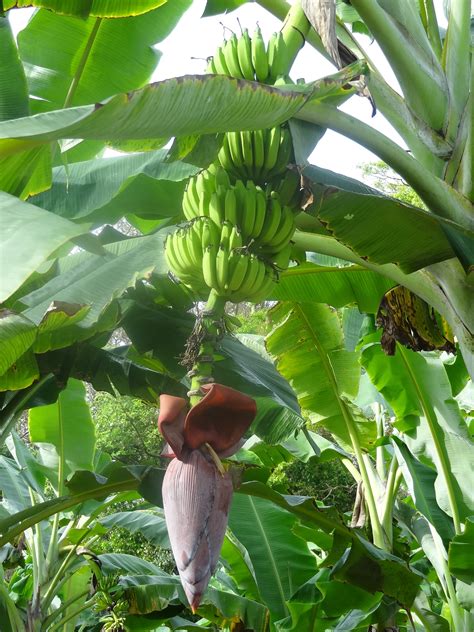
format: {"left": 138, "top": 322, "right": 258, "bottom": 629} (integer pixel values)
{"left": 158, "top": 383, "right": 256, "bottom": 612}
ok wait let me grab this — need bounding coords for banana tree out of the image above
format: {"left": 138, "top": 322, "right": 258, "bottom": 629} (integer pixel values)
{"left": 0, "top": 0, "right": 472, "bottom": 630}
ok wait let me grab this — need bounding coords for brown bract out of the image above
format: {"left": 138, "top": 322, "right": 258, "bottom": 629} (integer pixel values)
{"left": 158, "top": 383, "right": 257, "bottom": 459}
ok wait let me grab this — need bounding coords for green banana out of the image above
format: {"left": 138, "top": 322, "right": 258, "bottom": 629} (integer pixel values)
{"left": 227, "top": 131, "right": 245, "bottom": 171}
{"left": 232, "top": 254, "right": 260, "bottom": 301}
{"left": 215, "top": 221, "right": 234, "bottom": 293}
{"left": 271, "top": 169, "right": 301, "bottom": 206}
{"left": 209, "top": 191, "right": 223, "bottom": 227}
{"left": 251, "top": 26, "right": 269, "bottom": 82}
{"left": 271, "top": 127, "right": 293, "bottom": 175}
{"left": 239, "top": 131, "right": 253, "bottom": 177}
{"left": 267, "top": 33, "right": 278, "bottom": 79}
{"left": 237, "top": 28, "right": 254, "bottom": 80}
{"left": 264, "top": 205, "right": 295, "bottom": 250}
{"left": 269, "top": 31, "right": 289, "bottom": 82}
{"left": 223, "top": 34, "right": 243, "bottom": 78}
{"left": 185, "top": 224, "right": 203, "bottom": 268}
{"left": 263, "top": 126, "right": 281, "bottom": 175}
{"left": 241, "top": 182, "right": 256, "bottom": 239}
{"left": 269, "top": 241, "right": 293, "bottom": 270}
{"left": 224, "top": 188, "right": 238, "bottom": 224}
{"left": 201, "top": 217, "right": 220, "bottom": 249}
{"left": 227, "top": 251, "right": 249, "bottom": 291}
{"left": 233, "top": 178, "right": 247, "bottom": 230}
{"left": 214, "top": 164, "right": 231, "bottom": 189}
{"left": 178, "top": 228, "right": 198, "bottom": 270}
{"left": 217, "top": 135, "right": 237, "bottom": 175}
{"left": 258, "top": 195, "right": 282, "bottom": 245}
{"left": 229, "top": 224, "right": 243, "bottom": 250}
{"left": 252, "top": 129, "right": 265, "bottom": 178}
{"left": 213, "top": 45, "right": 231, "bottom": 75}
{"left": 250, "top": 255, "right": 266, "bottom": 295}
{"left": 250, "top": 267, "right": 276, "bottom": 303}
{"left": 182, "top": 177, "right": 200, "bottom": 220}
{"left": 203, "top": 243, "right": 219, "bottom": 290}
{"left": 206, "top": 57, "right": 218, "bottom": 74}
{"left": 250, "top": 186, "right": 266, "bottom": 238}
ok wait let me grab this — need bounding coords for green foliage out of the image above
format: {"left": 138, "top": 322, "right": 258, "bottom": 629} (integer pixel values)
{"left": 360, "top": 161, "right": 425, "bottom": 208}
{"left": 271, "top": 458, "right": 356, "bottom": 514}
{"left": 94, "top": 502, "right": 175, "bottom": 574}
{"left": 235, "top": 308, "right": 269, "bottom": 336}
{"left": 92, "top": 392, "right": 162, "bottom": 465}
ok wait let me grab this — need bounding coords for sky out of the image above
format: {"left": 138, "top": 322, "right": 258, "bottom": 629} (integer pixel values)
{"left": 7, "top": 1, "right": 447, "bottom": 180}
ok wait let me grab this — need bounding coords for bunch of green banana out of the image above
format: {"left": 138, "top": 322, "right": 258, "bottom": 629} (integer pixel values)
{"left": 207, "top": 26, "right": 270, "bottom": 83}
{"left": 266, "top": 31, "right": 290, "bottom": 83}
{"left": 267, "top": 168, "right": 301, "bottom": 207}
{"left": 182, "top": 166, "right": 231, "bottom": 221}
{"left": 207, "top": 27, "right": 291, "bottom": 86}
{"left": 255, "top": 193, "right": 296, "bottom": 253}
{"left": 204, "top": 240, "right": 277, "bottom": 303}
{"left": 165, "top": 222, "right": 208, "bottom": 294}
{"left": 217, "top": 126, "right": 292, "bottom": 184}
{"left": 182, "top": 168, "right": 296, "bottom": 253}
{"left": 166, "top": 213, "right": 284, "bottom": 302}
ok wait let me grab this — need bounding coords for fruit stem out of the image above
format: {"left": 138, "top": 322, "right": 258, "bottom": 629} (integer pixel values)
{"left": 188, "top": 290, "right": 227, "bottom": 407}
{"left": 280, "top": 0, "right": 311, "bottom": 72}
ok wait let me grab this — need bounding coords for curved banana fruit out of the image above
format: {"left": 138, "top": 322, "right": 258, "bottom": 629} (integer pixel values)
{"left": 251, "top": 26, "right": 269, "bottom": 82}
{"left": 237, "top": 29, "right": 254, "bottom": 81}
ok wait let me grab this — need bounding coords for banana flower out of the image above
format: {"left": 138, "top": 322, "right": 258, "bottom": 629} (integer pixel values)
{"left": 158, "top": 383, "right": 256, "bottom": 612}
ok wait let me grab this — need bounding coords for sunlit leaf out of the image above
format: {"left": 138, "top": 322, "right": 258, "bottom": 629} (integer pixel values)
{"left": 0, "top": 191, "right": 86, "bottom": 302}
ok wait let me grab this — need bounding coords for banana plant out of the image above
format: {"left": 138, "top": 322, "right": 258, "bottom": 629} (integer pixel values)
{"left": 251, "top": 0, "right": 473, "bottom": 377}
{"left": 0, "top": 0, "right": 472, "bottom": 629}
{"left": 0, "top": 379, "right": 166, "bottom": 631}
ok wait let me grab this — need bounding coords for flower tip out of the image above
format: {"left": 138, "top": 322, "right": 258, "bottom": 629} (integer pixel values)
{"left": 184, "top": 587, "right": 203, "bottom": 614}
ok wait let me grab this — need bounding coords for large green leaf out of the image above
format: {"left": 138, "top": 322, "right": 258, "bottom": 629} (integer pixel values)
{"left": 0, "top": 15, "right": 29, "bottom": 122}
{"left": 392, "top": 437, "right": 454, "bottom": 543}
{"left": 448, "top": 518, "right": 474, "bottom": 583}
{"left": 238, "top": 482, "right": 422, "bottom": 607}
{"left": 331, "top": 533, "right": 422, "bottom": 607}
{"left": 272, "top": 263, "right": 395, "bottom": 312}
{"left": 99, "top": 508, "right": 170, "bottom": 548}
{"left": 31, "top": 150, "right": 197, "bottom": 223}
{"left": 36, "top": 342, "right": 186, "bottom": 402}
{"left": 0, "top": 466, "right": 165, "bottom": 545}
{"left": 266, "top": 302, "right": 376, "bottom": 451}
{"left": 0, "top": 76, "right": 309, "bottom": 158}
{"left": 0, "top": 145, "right": 51, "bottom": 198}
{"left": 33, "top": 301, "right": 92, "bottom": 353}
{"left": 5, "top": 431, "right": 48, "bottom": 495}
{"left": 0, "top": 191, "right": 86, "bottom": 302}
{"left": 99, "top": 552, "right": 268, "bottom": 629}
{"left": 98, "top": 552, "right": 169, "bottom": 576}
{"left": 274, "top": 569, "right": 381, "bottom": 632}
{"left": 361, "top": 336, "right": 474, "bottom": 523}
{"left": 229, "top": 492, "right": 318, "bottom": 620}
{"left": 5, "top": 1, "right": 168, "bottom": 17}
{"left": 302, "top": 165, "right": 465, "bottom": 272}
{"left": 17, "top": 233, "right": 166, "bottom": 329}
{"left": 0, "top": 311, "right": 37, "bottom": 375}
{"left": 122, "top": 302, "right": 304, "bottom": 442}
{"left": 0, "top": 455, "right": 31, "bottom": 514}
{"left": 18, "top": 2, "right": 190, "bottom": 110}
{"left": 28, "top": 378, "right": 95, "bottom": 474}
{"left": 221, "top": 530, "right": 261, "bottom": 602}
{"left": 396, "top": 503, "right": 449, "bottom": 599}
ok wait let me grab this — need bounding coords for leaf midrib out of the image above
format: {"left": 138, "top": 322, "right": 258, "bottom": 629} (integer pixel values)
{"left": 247, "top": 496, "right": 289, "bottom": 617}
{"left": 397, "top": 345, "right": 462, "bottom": 534}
